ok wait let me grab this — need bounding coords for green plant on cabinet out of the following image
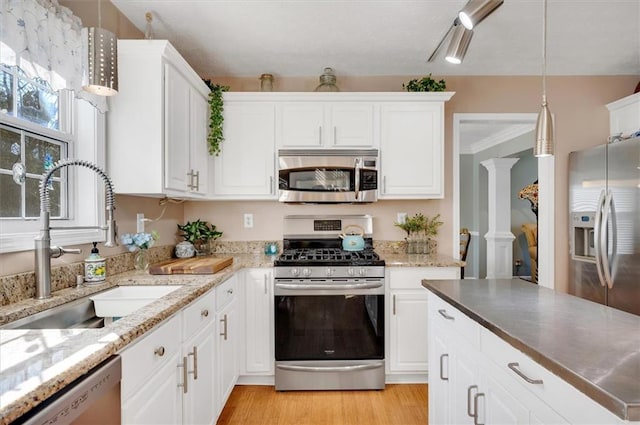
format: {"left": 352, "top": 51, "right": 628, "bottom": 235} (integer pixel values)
{"left": 203, "top": 79, "right": 230, "bottom": 156}
{"left": 402, "top": 74, "right": 447, "bottom": 92}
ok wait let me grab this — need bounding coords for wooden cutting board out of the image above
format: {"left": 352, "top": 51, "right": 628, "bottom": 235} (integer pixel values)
{"left": 149, "top": 256, "right": 234, "bottom": 275}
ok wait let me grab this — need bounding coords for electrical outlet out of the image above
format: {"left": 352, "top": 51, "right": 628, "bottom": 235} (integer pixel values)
{"left": 136, "top": 213, "right": 145, "bottom": 233}
{"left": 244, "top": 213, "right": 254, "bottom": 228}
{"left": 397, "top": 212, "right": 407, "bottom": 224}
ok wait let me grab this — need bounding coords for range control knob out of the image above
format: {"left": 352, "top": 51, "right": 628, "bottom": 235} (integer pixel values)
{"left": 326, "top": 268, "right": 334, "bottom": 276}
{"left": 359, "top": 268, "right": 367, "bottom": 276}
{"left": 291, "top": 268, "right": 299, "bottom": 277}
{"left": 302, "top": 268, "right": 312, "bottom": 277}
{"left": 347, "top": 268, "right": 356, "bottom": 277}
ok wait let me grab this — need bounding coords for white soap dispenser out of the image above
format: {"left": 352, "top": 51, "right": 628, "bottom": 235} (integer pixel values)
{"left": 84, "top": 242, "right": 106, "bottom": 283}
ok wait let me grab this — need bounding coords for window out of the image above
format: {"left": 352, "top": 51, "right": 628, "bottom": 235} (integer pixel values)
{"left": 0, "top": 65, "right": 105, "bottom": 253}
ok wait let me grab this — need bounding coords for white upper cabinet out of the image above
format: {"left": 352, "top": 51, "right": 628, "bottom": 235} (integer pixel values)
{"left": 107, "top": 40, "right": 210, "bottom": 198}
{"left": 606, "top": 92, "right": 640, "bottom": 136}
{"left": 209, "top": 96, "right": 276, "bottom": 199}
{"left": 379, "top": 101, "right": 447, "bottom": 199}
{"left": 276, "top": 99, "right": 376, "bottom": 149}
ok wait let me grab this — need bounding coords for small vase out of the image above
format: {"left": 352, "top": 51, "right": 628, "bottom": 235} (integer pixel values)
{"left": 134, "top": 249, "right": 149, "bottom": 271}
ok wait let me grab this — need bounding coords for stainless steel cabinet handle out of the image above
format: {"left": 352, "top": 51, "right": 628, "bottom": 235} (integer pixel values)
{"left": 318, "top": 126, "right": 322, "bottom": 145}
{"left": 220, "top": 314, "right": 228, "bottom": 340}
{"left": 188, "top": 346, "right": 198, "bottom": 380}
{"left": 178, "top": 356, "right": 188, "bottom": 393}
{"left": 467, "top": 385, "right": 478, "bottom": 418}
{"left": 439, "top": 353, "right": 449, "bottom": 381}
{"left": 473, "top": 393, "right": 485, "bottom": 425}
{"left": 154, "top": 346, "right": 165, "bottom": 357}
{"left": 438, "top": 309, "right": 455, "bottom": 320}
{"left": 508, "top": 362, "right": 543, "bottom": 384}
{"left": 193, "top": 170, "right": 200, "bottom": 191}
{"left": 201, "top": 309, "right": 209, "bottom": 318}
{"left": 392, "top": 294, "right": 397, "bottom": 315}
{"left": 264, "top": 274, "right": 268, "bottom": 294}
{"left": 333, "top": 126, "right": 337, "bottom": 145}
{"left": 383, "top": 176, "right": 387, "bottom": 193}
{"left": 187, "top": 169, "right": 195, "bottom": 190}
{"left": 270, "top": 176, "right": 274, "bottom": 195}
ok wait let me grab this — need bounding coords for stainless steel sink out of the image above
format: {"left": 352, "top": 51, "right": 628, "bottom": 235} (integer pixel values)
{"left": 0, "top": 294, "right": 106, "bottom": 330}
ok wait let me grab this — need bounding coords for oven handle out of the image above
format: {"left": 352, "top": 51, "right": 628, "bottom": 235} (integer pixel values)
{"left": 276, "top": 362, "right": 384, "bottom": 373}
{"left": 354, "top": 157, "right": 361, "bottom": 200}
{"left": 275, "top": 282, "right": 383, "bottom": 290}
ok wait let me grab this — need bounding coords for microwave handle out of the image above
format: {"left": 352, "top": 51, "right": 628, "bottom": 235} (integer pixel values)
{"left": 354, "top": 157, "right": 361, "bottom": 200}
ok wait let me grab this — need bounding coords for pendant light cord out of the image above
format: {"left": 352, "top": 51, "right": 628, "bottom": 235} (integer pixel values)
{"left": 541, "top": 0, "right": 547, "bottom": 103}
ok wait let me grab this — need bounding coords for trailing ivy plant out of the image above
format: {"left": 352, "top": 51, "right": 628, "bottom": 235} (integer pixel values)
{"left": 203, "top": 79, "right": 230, "bottom": 156}
{"left": 402, "top": 74, "right": 447, "bottom": 92}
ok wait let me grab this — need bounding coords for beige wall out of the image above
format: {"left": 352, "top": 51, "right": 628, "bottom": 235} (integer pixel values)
{"left": 3, "top": 1, "right": 638, "bottom": 294}
{"left": 196, "top": 75, "right": 639, "bottom": 293}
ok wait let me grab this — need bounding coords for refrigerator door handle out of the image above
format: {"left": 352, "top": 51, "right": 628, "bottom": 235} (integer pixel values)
{"left": 594, "top": 190, "right": 607, "bottom": 287}
{"left": 600, "top": 190, "right": 616, "bottom": 289}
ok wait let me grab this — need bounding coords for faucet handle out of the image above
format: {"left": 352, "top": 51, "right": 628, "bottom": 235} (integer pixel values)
{"left": 50, "top": 246, "right": 82, "bottom": 258}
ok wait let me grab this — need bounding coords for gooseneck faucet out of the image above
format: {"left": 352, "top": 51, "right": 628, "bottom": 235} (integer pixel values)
{"left": 35, "top": 159, "right": 117, "bottom": 299}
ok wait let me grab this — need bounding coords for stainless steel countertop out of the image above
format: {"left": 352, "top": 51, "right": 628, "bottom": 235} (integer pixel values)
{"left": 422, "top": 279, "right": 640, "bottom": 421}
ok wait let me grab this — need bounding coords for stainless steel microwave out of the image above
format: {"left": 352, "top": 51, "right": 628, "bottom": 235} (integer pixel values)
{"left": 278, "top": 149, "right": 378, "bottom": 203}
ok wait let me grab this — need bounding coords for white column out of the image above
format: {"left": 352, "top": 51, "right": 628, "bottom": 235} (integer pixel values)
{"left": 481, "top": 158, "right": 520, "bottom": 279}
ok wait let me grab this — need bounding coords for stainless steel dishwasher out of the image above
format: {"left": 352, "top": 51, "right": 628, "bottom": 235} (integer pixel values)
{"left": 16, "top": 356, "right": 121, "bottom": 425}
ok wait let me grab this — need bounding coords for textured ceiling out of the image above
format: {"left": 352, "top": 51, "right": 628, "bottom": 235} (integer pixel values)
{"left": 111, "top": 0, "right": 640, "bottom": 78}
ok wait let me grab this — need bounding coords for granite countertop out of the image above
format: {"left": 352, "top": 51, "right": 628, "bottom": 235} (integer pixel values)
{"left": 422, "top": 279, "right": 640, "bottom": 421}
{"left": 0, "top": 254, "right": 274, "bottom": 425}
{"left": 381, "top": 252, "right": 463, "bottom": 268}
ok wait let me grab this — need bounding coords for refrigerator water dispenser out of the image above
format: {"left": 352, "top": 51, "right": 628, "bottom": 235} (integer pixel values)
{"left": 571, "top": 212, "right": 596, "bottom": 261}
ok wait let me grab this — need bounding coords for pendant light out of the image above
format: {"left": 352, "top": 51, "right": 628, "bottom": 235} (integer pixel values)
{"left": 83, "top": 0, "right": 118, "bottom": 96}
{"left": 459, "top": 0, "right": 504, "bottom": 30}
{"left": 445, "top": 22, "right": 473, "bottom": 64}
{"left": 534, "top": 0, "right": 554, "bottom": 157}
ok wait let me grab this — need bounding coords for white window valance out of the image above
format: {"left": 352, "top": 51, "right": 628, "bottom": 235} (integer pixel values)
{"left": 1, "top": 0, "right": 108, "bottom": 112}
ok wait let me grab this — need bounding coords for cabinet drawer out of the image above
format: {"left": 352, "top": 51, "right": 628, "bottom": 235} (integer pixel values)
{"left": 428, "top": 292, "right": 480, "bottom": 349}
{"left": 182, "top": 289, "right": 215, "bottom": 341}
{"left": 481, "top": 327, "right": 623, "bottom": 424}
{"left": 389, "top": 267, "right": 458, "bottom": 290}
{"left": 215, "top": 276, "right": 237, "bottom": 310}
{"left": 121, "top": 313, "right": 181, "bottom": 398}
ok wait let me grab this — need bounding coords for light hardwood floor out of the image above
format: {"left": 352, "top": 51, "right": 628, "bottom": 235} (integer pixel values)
{"left": 217, "top": 384, "right": 428, "bottom": 425}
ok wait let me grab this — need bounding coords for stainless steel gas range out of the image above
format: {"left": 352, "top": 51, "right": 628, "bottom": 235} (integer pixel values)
{"left": 273, "top": 215, "right": 385, "bottom": 391}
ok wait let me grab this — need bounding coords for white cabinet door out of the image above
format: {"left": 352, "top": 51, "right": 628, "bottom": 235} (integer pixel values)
{"left": 243, "top": 268, "right": 274, "bottom": 374}
{"left": 216, "top": 297, "right": 238, "bottom": 415}
{"left": 451, "top": 339, "right": 481, "bottom": 425}
{"left": 328, "top": 103, "right": 376, "bottom": 148}
{"left": 428, "top": 325, "right": 452, "bottom": 425}
{"left": 479, "top": 370, "right": 530, "bottom": 425}
{"left": 164, "top": 63, "right": 191, "bottom": 193}
{"left": 189, "top": 89, "right": 209, "bottom": 195}
{"left": 389, "top": 290, "right": 429, "bottom": 372}
{"left": 182, "top": 323, "right": 216, "bottom": 425}
{"left": 379, "top": 103, "right": 444, "bottom": 198}
{"left": 212, "top": 102, "right": 276, "bottom": 198}
{"left": 122, "top": 351, "right": 183, "bottom": 425}
{"left": 277, "top": 103, "right": 324, "bottom": 148}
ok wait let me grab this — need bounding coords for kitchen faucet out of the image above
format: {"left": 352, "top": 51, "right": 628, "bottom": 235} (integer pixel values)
{"left": 35, "top": 159, "right": 117, "bottom": 299}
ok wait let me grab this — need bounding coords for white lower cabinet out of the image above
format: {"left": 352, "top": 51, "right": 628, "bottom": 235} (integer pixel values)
{"left": 387, "top": 267, "right": 459, "bottom": 380}
{"left": 427, "top": 292, "right": 626, "bottom": 425}
{"left": 121, "top": 289, "right": 217, "bottom": 425}
{"left": 241, "top": 268, "right": 274, "bottom": 377}
{"left": 215, "top": 275, "right": 239, "bottom": 416}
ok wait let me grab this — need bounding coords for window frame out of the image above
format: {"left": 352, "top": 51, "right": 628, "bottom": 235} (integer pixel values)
{"left": 0, "top": 89, "right": 106, "bottom": 253}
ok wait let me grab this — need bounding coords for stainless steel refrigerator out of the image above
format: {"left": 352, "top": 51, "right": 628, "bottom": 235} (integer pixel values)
{"left": 569, "top": 137, "right": 640, "bottom": 316}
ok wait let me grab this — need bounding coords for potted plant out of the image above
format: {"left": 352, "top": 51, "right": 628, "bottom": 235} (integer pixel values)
{"left": 402, "top": 74, "right": 447, "bottom": 92}
{"left": 394, "top": 213, "right": 443, "bottom": 254}
{"left": 177, "top": 219, "right": 223, "bottom": 256}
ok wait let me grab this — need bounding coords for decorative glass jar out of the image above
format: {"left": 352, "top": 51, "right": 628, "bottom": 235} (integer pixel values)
{"left": 134, "top": 249, "right": 149, "bottom": 271}
{"left": 314, "top": 67, "right": 339, "bottom": 92}
{"left": 259, "top": 73, "right": 273, "bottom": 91}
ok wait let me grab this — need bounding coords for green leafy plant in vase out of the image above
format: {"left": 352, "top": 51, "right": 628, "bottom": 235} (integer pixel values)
{"left": 177, "top": 219, "right": 223, "bottom": 256}
{"left": 394, "top": 213, "right": 443, "bottom": 254}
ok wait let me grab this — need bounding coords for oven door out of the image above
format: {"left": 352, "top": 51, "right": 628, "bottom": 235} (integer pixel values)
{"left": 278, "top": 150, "right": 378, "bottom": 203}
{"left": 274, "top": 282, "right": 384, "bottom": 362}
